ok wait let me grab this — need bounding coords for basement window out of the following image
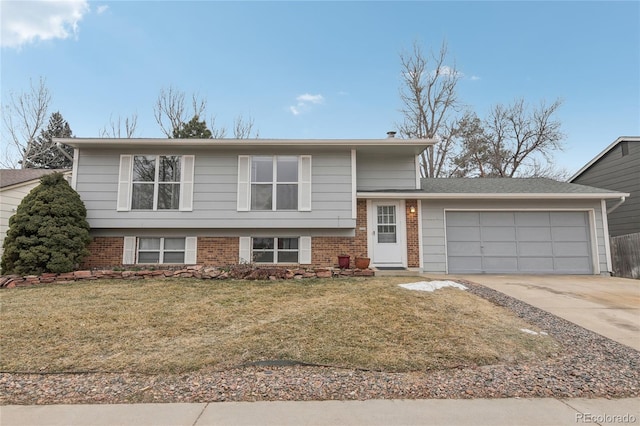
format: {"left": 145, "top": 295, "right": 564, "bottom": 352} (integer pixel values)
{"left": 252, "top": 237, "right": 299, "bottom": 263}
{"left": 137, "top": 237, "right": 185, "bottom": 263}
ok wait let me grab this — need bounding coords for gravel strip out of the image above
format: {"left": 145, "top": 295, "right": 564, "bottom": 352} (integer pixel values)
{"left": 2, "top": 281, "right": 638, "bottom": 404}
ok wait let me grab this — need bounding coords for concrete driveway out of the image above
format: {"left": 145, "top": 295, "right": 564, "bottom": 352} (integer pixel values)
{"left": 443, "top": 274, "right": 640, "bottom": 351}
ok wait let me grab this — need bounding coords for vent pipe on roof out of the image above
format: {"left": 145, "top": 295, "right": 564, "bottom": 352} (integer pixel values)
{"left": 386, "top": 131, "right": 396, "bottom": 138}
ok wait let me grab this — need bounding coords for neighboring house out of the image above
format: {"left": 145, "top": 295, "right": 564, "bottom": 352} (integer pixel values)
{"left": 569, "top": 136, "right": 640, "bottom": 237}
{"left": 58, "top": 136, "right": 627, "bottom": 275}
{"left": 0, "top": 169, "right": 71, "bottom": 263}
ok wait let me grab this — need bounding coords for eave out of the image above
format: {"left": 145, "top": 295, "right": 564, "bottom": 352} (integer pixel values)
{"left": 357, "top": 191, "right": 630, "bottom": 200}
{"left": 56, "top": 137, "right": 435, "bottom": 155}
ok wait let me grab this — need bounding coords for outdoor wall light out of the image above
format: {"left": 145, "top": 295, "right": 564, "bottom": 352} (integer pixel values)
{"left": 409, "top": 206, "right": 416, "bottom": 213}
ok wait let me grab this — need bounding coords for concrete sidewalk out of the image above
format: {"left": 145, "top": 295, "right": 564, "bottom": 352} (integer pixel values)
{"left": 2, "top": 398, "right": 639, "bottom": 426}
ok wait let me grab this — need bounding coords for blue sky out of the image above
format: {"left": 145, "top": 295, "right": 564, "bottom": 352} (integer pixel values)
{"left": 2, "top": 1, "right": 639, "bottom": 175}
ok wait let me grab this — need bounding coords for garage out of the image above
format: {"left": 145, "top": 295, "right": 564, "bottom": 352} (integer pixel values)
{"left": 446, "top": 211, "right": 594, "bottom": 274}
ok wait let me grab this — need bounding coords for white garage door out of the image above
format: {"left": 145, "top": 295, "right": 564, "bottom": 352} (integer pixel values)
{"left": 446, "top": 211, "right": 593, "bottom": 274}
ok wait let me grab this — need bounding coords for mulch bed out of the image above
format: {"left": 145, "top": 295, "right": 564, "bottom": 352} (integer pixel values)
{"left": 1, "top": 280, "right": 638, "bottom": 404}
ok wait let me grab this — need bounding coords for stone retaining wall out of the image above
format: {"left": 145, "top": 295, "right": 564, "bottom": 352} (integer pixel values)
{"left": 0, "top": 265, "right": 374, "bottom": 289}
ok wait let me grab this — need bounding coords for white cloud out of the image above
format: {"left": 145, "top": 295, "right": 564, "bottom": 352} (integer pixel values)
{"left": 289, "top": 93, "right": 324, "bottom": 115}
{"left": 96, "top": 5, "right": 109, "bottom": 14}
{"left": 1, "top": 0, "right": 90, "bottom": 49}
{"left": 433, "top": 65, "right": 463, "bottom": 78}
{"left": 296, "top": 93, "right": 324, "bottom": 104}
{"left": 470, "top": 75, "right": 481, "bottom": 81}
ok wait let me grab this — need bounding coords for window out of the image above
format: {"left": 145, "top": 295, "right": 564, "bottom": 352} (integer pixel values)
{"left": 137, "top": 237, "right": 185, "bottom": 263}
{"left": 132, "top": 155, "right": 181, "bottom": 210}
{"left": 252, "top": 237, "right": 299, "bottom": 263}
{"left": 377, "top": 205, "right": 397, "bottom": 243}
{"left": 237, "top": 155, "right": 311, "bottom": 212}
{"left": 118, "top": 154, "right": 193, "bottom": 212}
{"left": 250, "top": 156, "right": 298, "bottom": 210}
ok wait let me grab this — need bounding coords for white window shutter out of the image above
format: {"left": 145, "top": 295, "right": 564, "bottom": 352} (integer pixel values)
{"left": 185, "top": 236, "right": 197, "bottom": 264}
{"left": 239, "top": 237, "right": 251, "bottom": 263}
{"left": 237, "top": 156, "right": 251, "bottom": 211}
{"left": 298, "top": 155, "right": 312, "bottom": 211}
{"left": 117, "top": 155, "right": 132, "bottom": 211}
{"left": 299, "top": 236, "right": 312, "bottom": 264}
{"left": 179, "top": 155, "right": 195, "bottom": 211}
{"left": 123, "top": 236, "right": 136, "bottom": 264}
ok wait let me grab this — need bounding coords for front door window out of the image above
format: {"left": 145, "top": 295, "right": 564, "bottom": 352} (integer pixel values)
{"left": 377, "top": 205, "right": 397, "bottom": 243}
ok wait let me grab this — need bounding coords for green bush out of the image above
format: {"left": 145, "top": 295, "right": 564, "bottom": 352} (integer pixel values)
{"left": 1, "top": 173, "right": 91, "bottom": 275}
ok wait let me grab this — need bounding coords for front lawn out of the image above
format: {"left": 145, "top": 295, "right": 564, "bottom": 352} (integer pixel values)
{"left": 0, "top": 277, "right": 559, "bottom": 373}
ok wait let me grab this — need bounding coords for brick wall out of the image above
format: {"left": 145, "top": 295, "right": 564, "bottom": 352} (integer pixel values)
{"left": 197, "top": 237, "right": 239, "bottom": 265}
{"left": 312, "top": 200, "right": 368, "bottom": 268}
{"left": 405, "top": 199, "right": 420, "bottom": 268}
{"left": 81, "top": 237, "right": 124, "bottom": 269}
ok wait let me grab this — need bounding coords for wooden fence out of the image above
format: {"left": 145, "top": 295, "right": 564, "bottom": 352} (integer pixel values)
{"left": 610, "top": 232, "right": 640, "bottom": 279}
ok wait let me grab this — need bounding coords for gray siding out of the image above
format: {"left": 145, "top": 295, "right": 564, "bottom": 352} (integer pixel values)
{"left": 421, "top": 199, "right": 609, "bottom": 275}
{"left": 75, "top": 147, "right": 355, "bottom": 230}
{"left": 357, "top": 152, "right": 417, "bottom": 190}
{"left": 572, "top": 142, "right": 640, "bottom": 236}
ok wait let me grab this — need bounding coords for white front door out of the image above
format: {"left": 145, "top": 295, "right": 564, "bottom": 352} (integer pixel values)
{"left": 370, "top": 200, "right": 405, "bottom": 267}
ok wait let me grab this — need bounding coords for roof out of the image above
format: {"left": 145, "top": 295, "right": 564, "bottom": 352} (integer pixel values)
{"left": 569, "top": 136, "right": 640, "bottom": 182}
{"left": 357, "top": 178, "right": 628, "bottom": 200}
{"left": 55, "top": 137, "right": 436, "bottom": 156}
{"left": 0, "top": 169, "right": 70, "bottom": 189}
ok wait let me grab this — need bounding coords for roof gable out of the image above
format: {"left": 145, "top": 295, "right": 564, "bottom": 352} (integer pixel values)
{"left": 569, "top": 136, "right": 640, "bottom": 182}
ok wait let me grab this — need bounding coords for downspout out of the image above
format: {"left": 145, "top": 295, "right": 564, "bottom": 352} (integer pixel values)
{"left": 607, "top": 196, "right": 626, "bottom": 214}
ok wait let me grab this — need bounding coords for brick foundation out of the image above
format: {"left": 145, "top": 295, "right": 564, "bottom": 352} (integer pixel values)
{"left": 312, "top": 200, "right": 368, "bottom": 268}
{"left": 197, "top": 237, "right": 239, "bottom": 265}
{"left": 81, "top": 237, "right": 124, "bottom": 269}
{"left": 80, "top": 201, "right": 374, "bottom": 269}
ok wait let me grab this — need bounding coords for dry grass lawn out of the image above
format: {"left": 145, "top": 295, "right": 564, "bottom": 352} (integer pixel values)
{"left": 0, "top": 277, "right": 559, "bottom": 374}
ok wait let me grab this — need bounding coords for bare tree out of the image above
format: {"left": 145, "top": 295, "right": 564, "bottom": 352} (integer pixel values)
{"left": 209, "top": 115, "right": 227, "bottom": 139}
{"left": 232, "top": 114, "right": 258, "bottom": 139}
{"left": 154, "top": 85, "right": 259, "bottom": 139}
{"left": 1, "top": 77, "right": 51, "bottom": 168}
{"left": 99, "top": 113, "right": 138, "bottom": 138}
{"left": 397, "top": 40, "right": 461, "bottom": 177}
{"left": 449, "top": 111, "right": 492, "bottom": 177}
{"left": 483, "top": 98, "right": 564, "bottom": 177}
{"left": 153, "top": 86, "right": 206, "bottom": 137}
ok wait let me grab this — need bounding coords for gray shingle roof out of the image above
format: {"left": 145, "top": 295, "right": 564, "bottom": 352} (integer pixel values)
{"left": 420, "top": 178, "right": 622, "bottom": 194}
{"left": 0, "top": 169, "right": 69, "bottom": 189}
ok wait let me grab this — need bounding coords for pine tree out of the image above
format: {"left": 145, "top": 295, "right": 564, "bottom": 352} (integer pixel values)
{"left": 23, "top": 112, "right": 74, "bottom": 169}
{"left": 172, "top": 115, "right": 213, "bottom": 139}
{"left": 1, "top": 173, "right": 91, "bottom": 275}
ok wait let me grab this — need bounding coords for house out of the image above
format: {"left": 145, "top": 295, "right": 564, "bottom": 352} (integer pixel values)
{"left": 0, "top": 169, "right": 71, "bottom": 263}
{"left": 569, "top": 137, "right": 640, "bottom": 237}
{"left": 57, "top": 136, "right": 628, "bottom": 275}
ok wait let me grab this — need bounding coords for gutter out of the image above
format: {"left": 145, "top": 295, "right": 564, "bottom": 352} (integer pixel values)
{"left": 607, "top": 196, "right": 627, "bottom": 214}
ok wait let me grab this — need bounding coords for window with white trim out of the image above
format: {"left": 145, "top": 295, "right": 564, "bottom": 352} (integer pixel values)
{"left": 251, "top": 156, "right": 298, "bottom": 210}
{"left": 118, "top": 155, "right": 194, "bottom": 211}
{"left": 237, "top": 155, "right": 311, "bottom": 212}
{"left": 252, "top": 237, "right": 299, "bottom": 263}
{"left": 137, "top": 237, "right": 185, "bottom": 263}
{"left": 132, "top": 155, "right": 181, "bottom": 210}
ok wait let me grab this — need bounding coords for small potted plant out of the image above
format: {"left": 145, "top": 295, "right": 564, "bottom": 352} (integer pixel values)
{"left": 354, "top": 254, "right": 370, "bottom": 269}
{"left": 337, "top": 254, "right": 350, "bottom": 269}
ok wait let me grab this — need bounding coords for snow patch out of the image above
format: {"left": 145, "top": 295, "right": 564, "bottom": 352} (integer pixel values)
{"left": 520, "top": 328, "right": 548, "bottom": 336}
{"left": 398, "top": 280, "right": 468, "bottom": 292}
